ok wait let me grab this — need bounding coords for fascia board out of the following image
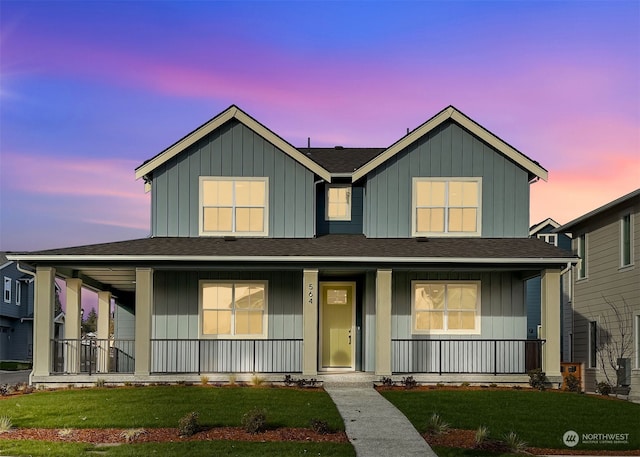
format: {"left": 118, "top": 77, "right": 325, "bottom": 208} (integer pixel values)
{"left": 529, "top": 218, "right": 561, "bottom": 236}
{"left": 9, "top": 254, "right": 578, "bottom": 265}
{"left": 135, "top": 106, "right": 332, "bottom": 182}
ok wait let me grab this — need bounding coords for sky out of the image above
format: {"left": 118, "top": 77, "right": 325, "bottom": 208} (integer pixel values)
{"left": 1, "top": 0, "right": 639, "bottom": 253}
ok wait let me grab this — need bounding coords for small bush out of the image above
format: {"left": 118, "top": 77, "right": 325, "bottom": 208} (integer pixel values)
{"left": 512, "top": 385, "right": 522, "bottom": 390}
{"left": 309, "top": 418, "right": 331, "bottom": 435}
{"left": 596, "top": 381, "right": 612, "bottom": 396}
{"left": 251, "top": 375, "right": 265, "bottom": 387}
{"left": 425, "top": 413, "right": 450, "bottom": 435}
{"left": 123, "top": 381, "right": 133, "bottom": 387}
{"left": 380, "top": 376, "right": 394, "bottom": 387}
{"left": 228, "top": 374, "right": 237, "bottom": 386}
{"left": 95, "top": 378, "right": 106, "bottom": 388}
{"left": 460, "top": 381, "right": 470, "bottom": 387}
{"left": 241, "top": 407, "right": 267, "bottom": 434}
{"left": 200, "top": 376, "right": 210, "bottom": 386}
{"left": 57, "top": 428, "right": 74, "bottom": 439}
{"left": 401, "top": 376, "right": 417, "bottom": 389}
{"left": 489, "top": 383, "right": 498, "bottom": 388}
{"left": 528, "top": 369, "right": 547, "bottom": 390}
{"left": 475, "top": 425, "right": 489, "bottom": 445}
{"left": 0, "top": 385, "right": 9, "bottom": 396}
{"left": 436, "top": 382, "right": 445, "bottom": 388}
{"left": 503, "top": 431, "right": 527, "bottom": 453}
{"left": 564, "top": 374, "right": 581, "bottom": 393}
{"left": 178, "top": 411, "right": 200, "bottom": 437}
{"left": 0, "top": 416, "right": 12, "bottom": 433}
{"left": 283, "top": 375, "right": 295, "bottom": 386}
{"left": 121, "top": 428, "right": 147, "bottom": 443}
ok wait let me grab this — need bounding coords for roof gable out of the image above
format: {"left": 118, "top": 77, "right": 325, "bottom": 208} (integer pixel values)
{"left": 557, "top": 188, "right": 640, "bottom": 232}
{"left": 351, "top": 106, "right": 547, "bottom": 182}
{"left": 135, "top": 105, "right": 332, "bottom": 182}
{"left": 529, "top": 218, "right": 561, "bottom": 236}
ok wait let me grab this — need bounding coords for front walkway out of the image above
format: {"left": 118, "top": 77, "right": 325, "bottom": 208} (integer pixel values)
{"left": 324, "top": 384, "right": 438, "bottom": 457}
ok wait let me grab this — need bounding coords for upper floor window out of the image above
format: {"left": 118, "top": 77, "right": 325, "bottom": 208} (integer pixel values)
{"left": 577, "top": 234, "right": 587, "bottom": 279}
{"left": 199, "top": 177, "right": 268, "bottom": 236}
{"left": 589, "top": 320, "right": 598, "bottom": 368}
{"left": 326, "top": 185, "right": 351, "bottom": 221}
{"left": 200, "top": 281, "right": 267, "bottom": 338}
{"left": 3, "top": 277, "right": 10, "bottom": 303}
{"left": 412, "top": 281, "right": 481, "bottom": 335}
{"left": 412, "top": 178, "right": 481, "bottom": 237}
{"left": 537, "top": 233, "right": 557, "bottom": 246}
{"left": 15, "top": 280, "right": 21, "bottom": 306}
{"left": 621, "top": 213, "right": 633, "bottom": 267}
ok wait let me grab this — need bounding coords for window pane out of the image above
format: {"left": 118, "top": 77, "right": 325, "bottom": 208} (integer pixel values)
{"left": 462, "top": 182, "right": 478, "bottom": 206}
{"left": 327, "top": 289, "right": 348, "bottom": 305}
{"left": 448, "top": 311, "right": 476, "bottom": 330}
{"left": 416, "top": 181, "right": 446, "bottom": 206}
{"left": 236, "top": 208, "right": 264, "bottom": 232}
{"left": 235, "top": 285, "right": 265, "bottom": 309}
{"left": 203, "top": 207, "right": 232, "bottom": 232}
{"left": 202, "top": 284, "right": 233, "bottom": 310}
{"left": 249, "top": 181, "right": 265, "bottom": 206}
{"left": 449, "top": 181, "right": 463, "bottom": 206}
{"left": 415, "top": 285, "right": 445, "bottom": 310}
{"left": 235, "top": 310, "right": 263, "bottom": 334}
{"left": 203, "top": 310, "right": 232, "bottom": 335}
{"left": 417, "top": 208, "right": 445, "bottom": 233}
{"left": 462, "top": 208, "right": 477, "bottom": 232}
{"left": 449, "top": 208, "right": 463, "bottom": 232}
{"left": 203, "top": 180, "right": 233, "bottom": 206}
{"left": 416, "top": 311, "right": 444, "bottom": 330}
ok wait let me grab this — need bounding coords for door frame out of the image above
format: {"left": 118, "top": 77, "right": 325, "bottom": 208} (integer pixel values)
{"left": 319, "top": 281, "right": 356, "bottom": 372}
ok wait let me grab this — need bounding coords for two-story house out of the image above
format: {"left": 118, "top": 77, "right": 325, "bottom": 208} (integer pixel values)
{"left": 10, "top": 105, "right": 576, "bottom": 386}
{"left": 557, "top": 189, "right": 639, "bottom": 400}
{"left": 1, "top": 253, "right": 35, "bottom": 362}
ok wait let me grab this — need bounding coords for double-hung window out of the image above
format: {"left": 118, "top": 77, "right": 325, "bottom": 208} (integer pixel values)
{"left": 3, "top": 277, "right": 10, "bottom": 303}
{"left": 412, "top": 178, "right": 481, "bottom": 236}
{"left": 200, "top": 281, "right": 267, "bottom": 338}
{"left": 621, "top": 213, "right": 633, "bottom": 267}
{"left": 15, "top": 280, "right": 21, "bottom": 306}
{"left": 200, "top": 177, "right": 268, "bottom": 236}
{"left": 326, "top": 185, "right": 351, "bottom": 221}
{"left": 577, "top": 234, "right": 587, "bottom": 279}
{"left": 412, "top": 281, "right": 481, "bottom": 334}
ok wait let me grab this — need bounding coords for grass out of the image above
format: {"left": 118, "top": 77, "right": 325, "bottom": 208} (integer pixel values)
{"left": 0, "top": 440, "right": 355, "bottom": 456}
{"left": 381, "top": 389, "right": 640, "bottom": 451}
{"left": 0, "top": 385, "right": 344, "bottom": 430}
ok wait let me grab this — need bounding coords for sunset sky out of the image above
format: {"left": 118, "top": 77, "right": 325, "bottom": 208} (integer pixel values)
{"left": 1, "top": 0, "right": 639, "bottom": 251}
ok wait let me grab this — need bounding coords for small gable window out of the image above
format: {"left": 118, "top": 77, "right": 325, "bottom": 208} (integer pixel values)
{"left": 537, "top": 233, "right": 558, "bottom": 246}
{"left": 326, "top": 185, "right": 351, "bottom": 221}
{"left": 3, "top": 277, "right": 11, "bottom": 303}
{"left": 412, "top": 178, "right": 481, "bottom": 237}
{"left": 199, "top": 177, "right": 268, "bottom": 236}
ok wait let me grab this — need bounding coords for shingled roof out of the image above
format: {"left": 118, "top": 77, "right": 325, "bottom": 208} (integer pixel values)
{"left": 300, "top": 148, "right": 385, "bottom": 174}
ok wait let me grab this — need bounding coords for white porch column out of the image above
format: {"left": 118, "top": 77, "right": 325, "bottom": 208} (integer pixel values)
{"left": 541, "top": 268, "right": 562, "bottom": 380}
{"left": 97, "top": 291, "right": 112, "bottom": 373}
{"left": 302, "top": 269, "right": 319, "bottom": 376}
{"left": 65, "top": 279, "right": 82, "bottom": 374}
{"left": 134, "top": 268, "right": 153, "bottom": 377}
{"left": 375, "top": 269, "right": 392, "bottom": 376}
{"left": 32, "top": 267, "right": 56, "bottom": 378}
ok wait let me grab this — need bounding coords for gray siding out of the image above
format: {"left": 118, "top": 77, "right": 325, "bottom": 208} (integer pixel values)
{"left": 390, "top": 271, "right": 526, "bottom": 340}
{"left": 316, "top": 184, "right": 364, "bottom": 235}
{"left": 114, "top": 304, "right": 135, "bottom": 340}
{"left": 364, "top": 121, "right": 530, "bottom": 238}
{"left": 151, "top": 120, "right": 316, "bottom": 238}
{"left": 152, "top": 270, "right": 303, "bottom": 340}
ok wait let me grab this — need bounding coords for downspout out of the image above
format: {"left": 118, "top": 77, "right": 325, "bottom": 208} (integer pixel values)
{"left": 312, "top": 179, "right": 325, "bottom": 238}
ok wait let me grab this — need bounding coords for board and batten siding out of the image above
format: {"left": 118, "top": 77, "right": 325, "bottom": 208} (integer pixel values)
{"left": 364, "top": 121, "right": 531, "bottom": 238}
{"left": 152, "top": 270, "right": 303, "bottom": 340}
{"left": 390, "top": 271, "right": 526, "bottom": 340}
{"left": 151, "top": 120, "right": 315, "bottom": 238}
{"left": 316, "top": 184, "right": 364, "bottom": 235}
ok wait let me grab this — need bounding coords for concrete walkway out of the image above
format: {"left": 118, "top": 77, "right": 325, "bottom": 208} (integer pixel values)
{"left": 325, "top": 384, "right": 438, "bottom": 457}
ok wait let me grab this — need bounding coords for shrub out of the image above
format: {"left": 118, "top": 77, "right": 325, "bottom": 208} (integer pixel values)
{"left": 380, "top": 376, "right": 394, "bottom": 387}
{"left": 241, "top": 407, "right": 267, "bottom": 434}
{"left": 200, "top": 376, "right": 209, "bottom": 386}
{"left": 425, "top": 413, "right": 450, "bottom": 435}
{"left": 436, "top": 382, "right": 445, "bottom": 388}
{"left": 283, "top": 375, "right": 295, "bottom": 386}
{"left": 178, "top": 411, "right": 200, "bottom": 437}
{"left": 528, "top": 369, "right": 547, "bottom": 390}
{"left": 0, "top": 385, "right": 8, "bottom": 396}
{"left": 489, "top": 383, "right": 498, "bottom": 388}
{"left": 95, "top": 378, "right": 106, "bottom": 388}
{"left": 0, "top": 416, "right": 12, "bottom": 433}
{"left": 309, "top": 418, "right": 331, "bottom": 435}
{"left": 121, "top": 428, "right": 147, "bottom": 443}
{"left": 596, "top": 381, "right": 612, "bottom": 396}
{"left": 564, "top": 374, "right": 581, "bottom": 393}
{"left": 503, "top": 431, "right": 527, "bottom": 453}
{"left": 251, "top": 375, "right": 265, "bottom": 387}
{"left": 228, "top": 374, "right": 237, "bottom": 386}
{"left": 461, "top": 381, "right": 470, "bottom": 387}
{"left": 475, "top": 425, "right": 489, "bottom": 445}
{"left": 401, "top": 376, "right": 417, "bottom": 389}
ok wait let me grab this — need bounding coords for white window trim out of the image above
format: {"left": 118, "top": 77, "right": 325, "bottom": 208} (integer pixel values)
{"left": 411, "top": 177, "right": 482, "bottom": 237}
{"left": 537, "top": 233, "right": 558, "bottom": 246}
{"left": 325, "top": 184, "right": 352, "bottom": 221}
{"left": 15, "top": 280, "right": 21, "bottom": 306}
{"left": 620, "top": 213, "right": 634, "bottom": 269}
{"left": 198, "top": 176, "right": 269, "bottom": 237}
{"left": 411, "top": 280, "right": 481, "bottom": 335}
{"left": 577, "top": 233, "right": 588, "bottom": 280}
{"left": 3, "top": 277, "right": 11, "bottom": 303}
{"left": 198, "top": 280, "right": 268, "bottom": 339}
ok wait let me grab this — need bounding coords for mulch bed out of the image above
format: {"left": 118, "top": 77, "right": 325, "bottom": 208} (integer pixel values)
{"left": 0, "top": 427, "right": 348, "bottom": 444}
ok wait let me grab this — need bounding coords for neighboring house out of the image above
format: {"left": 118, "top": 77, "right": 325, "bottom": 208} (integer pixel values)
{"left": 525, "top": 219, "right": 572, "bottom": 361}
{"left": 0, "top": 253, "right": 35, "bottom": 362}
{"left": 557, "top": 189, "right": 640, "bottom": 400}
{"left": 9, "top": 105, "right": 576, "bottom": 385}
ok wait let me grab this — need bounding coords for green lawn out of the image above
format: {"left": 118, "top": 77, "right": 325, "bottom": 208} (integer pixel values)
{"left": 0, "top": 440, "right": 355, "bottom": 457}
{"left": 0, "top": 385, "right": 344, "bottom": 430}
{"left": 381, "top": 388, "right": 640, "bottom": 452}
